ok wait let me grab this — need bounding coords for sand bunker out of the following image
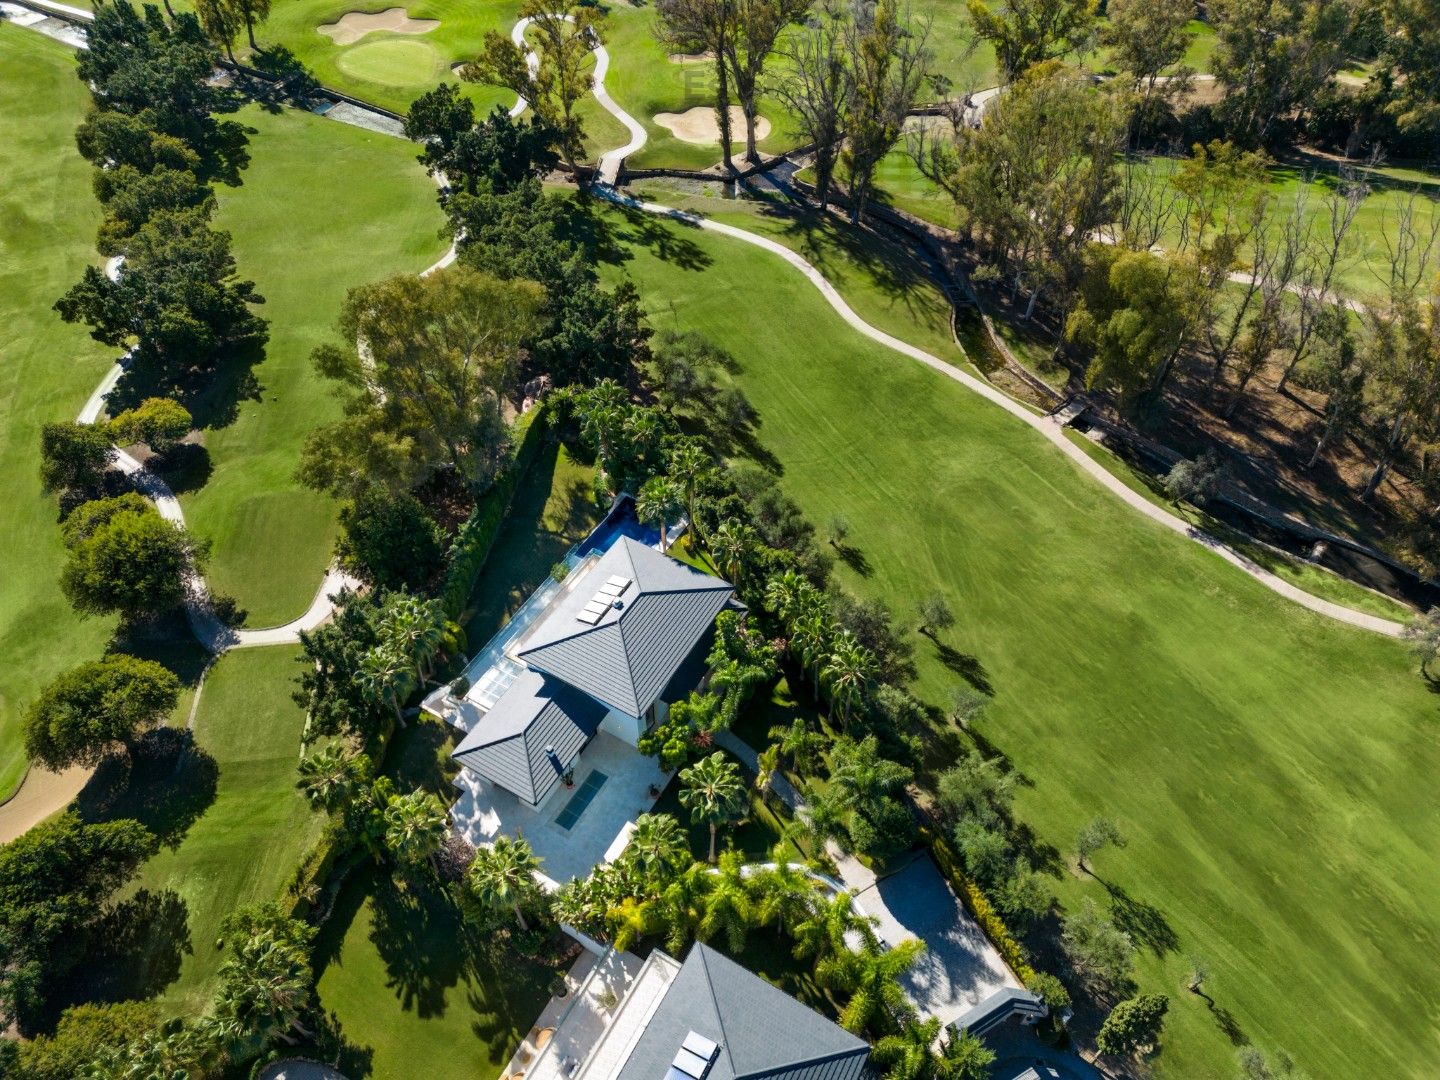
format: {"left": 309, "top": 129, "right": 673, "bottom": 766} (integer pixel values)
{"left": 668, "top": 50, "right": 713, "bottom": 63}
{"left": 654, "top": 106, "right": 770, "bottom": 145}
{"left": 317, "top": 7, "right": 440, "bottom": 46}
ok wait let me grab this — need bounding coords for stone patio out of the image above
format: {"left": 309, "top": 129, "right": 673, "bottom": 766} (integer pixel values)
{"left": 450, "top": 732, "right": 672, "bottom": 888}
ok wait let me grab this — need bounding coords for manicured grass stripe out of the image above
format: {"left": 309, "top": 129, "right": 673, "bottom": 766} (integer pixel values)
{"left": 181, "top": 103, "right": 446, "bottom": 626}
{"left": 592, "top": 199, "right": 1440, "bottom": 1079}
{"left": 0, "top": 24, "right": 119, "bottom": 799}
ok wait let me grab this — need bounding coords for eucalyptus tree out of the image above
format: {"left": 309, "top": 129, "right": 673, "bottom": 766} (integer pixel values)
{"left": 656, "top": 0, "right": 740, "bottom": 172}
{"left": 965, "top": 0, "right": 1097, "bottom": 82}
{"left": 771, "top": 3, "right": 850, "bottom": 208}
{"left": 725, "top": 0, "right": 814, "bottom": 163}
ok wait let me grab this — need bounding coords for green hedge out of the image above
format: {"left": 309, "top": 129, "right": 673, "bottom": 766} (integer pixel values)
{"left": 438, "top": 402, "right": 551, "bottom": 619}
{"left": 922, "top": 825, "right": 1040, "bottom": 987}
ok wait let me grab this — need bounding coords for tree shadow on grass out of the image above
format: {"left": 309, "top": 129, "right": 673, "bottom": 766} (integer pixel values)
{"left": 38, "top": 887, "right": 193, "bottom": 1027}
{"left": 73, "top": 728, "right": 220, "bottom": 850}
{"left": 151, "top": 441, "right": 213, "bottom": 495}
{"left": 369, "top": 874, "right": 468, "bottom": 1019}
{"left": 580, "top": 201, "right": 713, "bottom": 273}
{"left": 1097, "top": 876, "right": 1179, "bottom": 958}
{"left": 830, "top": 541, "right": 871, "bottom": 577}
{"left": 931, "top": 641, "right": 993, "bottom": 695}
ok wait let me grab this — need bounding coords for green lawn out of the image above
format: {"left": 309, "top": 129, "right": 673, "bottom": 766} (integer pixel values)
{"left": 179, "top": 103, "right": 445, "bottom": 626}
{"left": 0, "top": 24, "right": 123, "bottom": 799}
{"left": 54, "top": 647, "right": 323, "bottom": 1018}
{"left": 589, "top": 195, "right": 1440, "bottom": 1079}
{"left": 460, "top": 438, "right": 602, "bottom": 648}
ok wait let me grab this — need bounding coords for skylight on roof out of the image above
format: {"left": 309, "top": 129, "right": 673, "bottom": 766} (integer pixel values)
{"left": 671, "top": 1031, "right": 720, "bottom": 1079}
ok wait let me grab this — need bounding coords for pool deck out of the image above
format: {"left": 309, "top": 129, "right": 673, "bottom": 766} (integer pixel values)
{"left": 450, "top": 732, "right": 673, "bottom": 889}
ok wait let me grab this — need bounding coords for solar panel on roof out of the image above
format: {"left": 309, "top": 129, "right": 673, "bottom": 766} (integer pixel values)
{"left": 606, "top": 574, "right": 632, "bottom": 589}
{"left": 671, "top": 1048, "right": 710, "bottom": 1079}
{"left": 682, "top": 1032, "right": 719, "bottom": 1061}
{"left": 598, "top": 582, "right": 623, "bottom": 597}
{"left": 574, "top": 609, "right": 603, "bottom": 625}
{"left": 583, "top": 599, "right": 609, "bottom": 613}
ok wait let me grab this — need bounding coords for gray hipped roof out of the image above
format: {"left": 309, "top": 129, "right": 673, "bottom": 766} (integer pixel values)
{"left": 452, "top": 669, "right": 606, "bottom": 806}
{"left": 516, "top": 537, "right": 736, "bottom": 717}
{"left": 615, "top": 943, "right": 869, "bottom": 1080}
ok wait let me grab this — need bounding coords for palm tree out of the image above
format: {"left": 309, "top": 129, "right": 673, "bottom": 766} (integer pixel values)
{"left": 789, "top": 609, "right": 833, "bottom": 702}
{"left": 937, "top": 1027, "right": 997, "bottom": 1080}
{"left": 667, "top": 442, "right": 711, "bottom": 549}
{"left": 469, "top": 835, "right": 543, "bottom": 930}
{"left": 698, "top": 850, "right": 754, "bottom": 952}
{"left": 356, "top": 645, "right": 415, "bottom": 728}
{"left": 636, "top": 475, "right": 685, "bottom": 553}
{"left": 624, "top": 812, "right": 690, "bottom": 880}
{"left": 657, "top": 862, "right": 710, "bottom": 952}
{"left": 822, "top": 634, "right": 878, "bottom": 727}
{"left": 797, "top": 785, "right": 852, "bottom": 854}
{"left": 770, "top": 718, "right": 821, "bottom": 777}
{"left": 751, "top": 847, "right": 817, "bottom": 936}
{"left": 608, "top": 895, "right": 659, "bottom": 951}
{"left": 792, "top": 887, "right": 876, "bottom": 962}
{"left": 210, "top": 930, "right": 316, "bottom": 1048}
{"left": 383, "top": 594, "right": 453, "bottom": 683}
{"left": 764, "top": 569, "right": 809, "bottom": 623}
{"left": 678, "top": 752, "right": 746, "bottom": 863}
{"left": 296, "top": 746, "right": 370, "bottom": 813}
{"left": 818, "top": 938, "right": 925, "bottom": 1034}
{"left": 575, "top": 379, "right": 628, "bottom": 484}
{"left": 755, "top": 744, "right": 781, "bottom": 809}
{"left": 874, "top": 1016, "right": 944, "bottom": 1080}
{"left": 383, "top": 790, "right": 448, "bottom": 871}
{"left": 709, "top": 521, "right": 755, "bottom": 589}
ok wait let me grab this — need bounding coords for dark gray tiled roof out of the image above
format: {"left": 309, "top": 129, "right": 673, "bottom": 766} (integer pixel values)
{"left": 452, "top": 669, "right": 606, "bottom": 806}
{"left": 949, "top": 987, "right": 1047, "bottom": 1038}
{"left": 616, "top": 943, "right": 869, "bottom": 1080}
{"left": 517, "top": 538, "right": 735, "bottom": 717}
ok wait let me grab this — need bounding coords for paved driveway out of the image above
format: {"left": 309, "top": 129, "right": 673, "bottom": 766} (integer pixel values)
{"left": 834, "top": 849, "right": 1020, "bottom": 1026}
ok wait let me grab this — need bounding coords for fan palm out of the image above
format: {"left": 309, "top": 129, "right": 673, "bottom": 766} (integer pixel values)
{"left": 789, "top": 610, "right": 833, "bottom": 702}
{"left": 356, "top": 645, "right": 415, "bottom": 728}
{"left": 698, "top": 850, "right": 754, "bottom": 952}
{"left": 637, "top": 476, "right": 685, "bottom": 552}
{"left": 678, "top": 752, "right": 746, "bottom": 863}
{"left": 210, "top": 930, "right": 316, "bottom": 1047}
{"left": 822, "top": 634, "right": 878, "bottom": 727}
{"left": 383, "top": 790, "right": 448, "bottom": 871}
{"left": 624, "top": 812, "right": 690, "bottom": 881}
{"left": 296, "top": 745, "right": 370, "bottom": 813}
{"left": 468, "top": 835, "right": 543, "bottom": 930}
{"left": 764, "top": 569, "right": 809, "bottom": 624}
{"left": 709, "top": 521, "right": 755, "bottom": 589}
{"left": 818, "top": 938, "right": 925, "bottom": 1034}
{"left": 382, "top": 594, "right": 452, "bottom": 682}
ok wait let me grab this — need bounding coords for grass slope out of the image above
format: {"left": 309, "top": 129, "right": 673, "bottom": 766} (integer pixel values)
{"left": 590, "top": 197, "right": 1440, "bottom": 1079}
{"left": 182, "top": 103, "right": 445, "bottom": 626}
{"left": 0, "top": 24, "right": 120, "bottom": 798}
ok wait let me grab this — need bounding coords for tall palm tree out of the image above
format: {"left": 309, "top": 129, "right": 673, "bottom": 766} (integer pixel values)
{"left": 764, "top": 569, "right": 809, "bottom": 624}
{"left": 822, "top": 634, "right": 878, "bottom": 727}
{"left": 383, "top": 790, "right": 448, "bottom": 871}
{"left": 709, "top": 521, "right": 755, "bottom": 589}
{"left": 296, "top": 746, "right": 370, "bottom": 813}
{"left": 789, "top": 610, "right": 833, "bottom": 702}
{"left": 770, "top": 718, "right": 821, "bottom": 778}
{"left": 608, "top": 895, "right": 659, "bottom": 951}
{"left": 937, "top": 1027, "right": 997, "bottom": 1080}
{"left": 468, "top": 835, "right": 543, "bottom": 930}
{"left": 874, "top": 1016, "right": 944, "bottom": 1080}
{"left": 383, "top": 594, "right": 452, "bottom": 682}
{"left": 575, "top": 379, "right": 628, "bottom": 482}
{"left": 209, "top": 931, "right": 316, "bottom": 1048}
{"left": 636, "top": 476, "right": 685, "bottom": 553}
{"left": 792, "top": 887, "right": 876, "bottom": 963}
{"left": 624, "top": 812, "right": 690, "bottom": 881}
{"left": 356, "top": 645, "right": 415, "bottom": 728}
{"left": 667, "top": 442, "right": 711, "bottom": 549}
{"left": 698, "top": 850, "right": 754, "bottom": 952}
{"left": 678, "top": 752, "right": 746, "bottom": 863}
{"left": 818, "top": 938, "right": 925, "bottom": 1035}
{"left": 657, "top": 861, "right": 710, "bottom": 952}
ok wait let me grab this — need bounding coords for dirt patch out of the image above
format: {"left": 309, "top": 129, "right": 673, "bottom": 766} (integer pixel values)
{"left": 317, "top": 7, "right": 440, "bottom": 46}
{"left": 668, "top": 50, "right": 714, "bottom": 63}
{"left": 654, "top": 106, "right": 770, "bottom": 145}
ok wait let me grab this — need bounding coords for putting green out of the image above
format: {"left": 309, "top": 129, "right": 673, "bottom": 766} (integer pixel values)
{"left": 335, "top": 37, "right": 446, "bottom": 88}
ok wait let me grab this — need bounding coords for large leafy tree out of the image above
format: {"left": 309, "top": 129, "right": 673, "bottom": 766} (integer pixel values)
{"left": 24, "top": 655, "right": 180, "bottom": 770}
{"left": 966, "top": 0, "right": 1097, "bottom": 82}
{"left": 336, "top": 489, "right": 444, "bottom": 593}
{"left": 300, "top": 266, "right": 542, "bottom": 498}
{"left": 464, "top": 0, "right": 603, "bottom": 181}
{"left": 405, "top": 88, "right": 559, "bottom": 195}
{"left": 0, "top": 813, "right": 158, "bottom": 1027}
{"left": 55, "top": 207, "right": 267, "bottom": 386}
{"left": 38, "top": 422, "right": 113, "bottom": 499}
{"left": 1096, "top": 993, "right": 1170, "bottom": 1057}
{"left": 59, "top": 501, "right": 207, "bottom": 622}
{"left": 94, "top": 164, "right": 214, "bottom": 256}
{"left": 678, "top": 752, "right": 746, "bottom": 862}
{"left": 17, "top": 1001, "right": 162, "bottom": 1080}
{"left": 1374, "top": 0, "right": 1440, "bottom": 139}
{"left": 1210, "top": 0, "right": 1356, "bottom": 146}
{"left": 725, "top": 0, "right": 813, "bottom": 163}
{"left": 771, "top": 4, "right": 850, "bottom": 207}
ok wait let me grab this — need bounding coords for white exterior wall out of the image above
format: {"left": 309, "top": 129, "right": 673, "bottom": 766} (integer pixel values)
{"left": 599, "top": 707, "right": 644, "bottom": 745}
